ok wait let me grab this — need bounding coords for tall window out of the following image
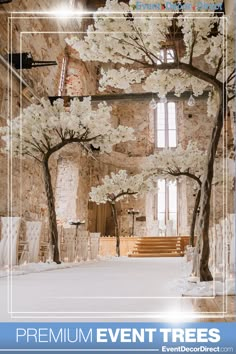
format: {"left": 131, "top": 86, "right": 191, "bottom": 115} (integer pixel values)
{"left": 155, "top": 47, "right": 177, "bottom": 233}
{"left": 155, "top": 47, "right": 177, "bottom": 148}
{"left": 157, "top": 48, "right": 175, "bottom": 65}
{"left": 156, "top": 102, "right": 177, "bottom": 148}
{"left": 58, "top": 56, "right": 68, "bottom": 96}
{"left": 157, "top": 179, "right": 177, "bottom": 234}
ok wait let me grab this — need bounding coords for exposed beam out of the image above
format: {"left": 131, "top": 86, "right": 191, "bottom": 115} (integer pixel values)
{"left": 49, "top": 90, "right": 209, "bottom": 104}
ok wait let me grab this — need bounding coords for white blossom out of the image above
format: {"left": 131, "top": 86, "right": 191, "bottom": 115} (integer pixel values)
{"left": 0, "top": 97, "right": 136, "bottom": 160}
{"left": 143, "top": 141, "right": 232, "bottom": 187}
{"left": 143, "top": 70, "right": 209, "bottom": 98}
{"left": 144, "top": 142, "right": 206, "bottom": 183}
{"left": 99, "top": 67, "right": 145, "bottom": 92}
{"left": 65, "top": 0, "right": 234, "bottom": 118}
{"left": 89, "top": 169, "right": 153, "bottom": 204}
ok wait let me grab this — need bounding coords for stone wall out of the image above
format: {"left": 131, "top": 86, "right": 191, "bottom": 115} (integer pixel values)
{"left": 64, "top": 53, "right": 98, "bottom": 96}
{"left": 113, "top": 100, "right": 154, "bottom": 158}
{"left": 0, "top": 2, "right": 86, "bottom": 227}
{"left": 178, "top": 99, "right": 213, "bottom": 148}
{"left": 0, "top": 59, "right": 58, "bottom": 223}
{"left": 0, "top": 0, "right": 233, "bottom": 243}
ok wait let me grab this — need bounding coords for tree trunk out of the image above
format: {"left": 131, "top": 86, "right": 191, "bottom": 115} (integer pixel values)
{"left": 191, "top": 234, "right": 201, "bottom": 277}
{"left": 198, "top": 93, "right": 226, "bottom": 281}
{"left": 110, "top": 202, "right": 120, "bottom": 257}
{"left": 42, "top": 157, "right": 61, "bottom": 264}
{"left": 190, "top": 189, "right": 201, "bottom": 247}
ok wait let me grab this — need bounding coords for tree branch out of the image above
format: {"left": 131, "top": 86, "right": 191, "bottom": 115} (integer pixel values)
{"left": 46, "top": 135, "right": 101, "bottom": 159}
{"left": 164, "top": 168, "right": 202, "bottom": 186}
{"left": 227, "top": 69, "right": 235, "bottom": 83}
{"left": 55, "top": 128, "right": 64, "bottom": 140}
{"left": 116, "top": 52, "right": 153, "bottom": 67}
{"left": 228, "top": 95, "right": 236, "bottom": 102}
{"left": 155, "top": 62, "right": 222, "bottom": 92}
{"left": 214, "top": 56, "right": 223, "bottom": 78}
{"left": 132, "top": 27, "right": 157, "bottom": 64}
{"left": 112, "top": 190, "right": 137, "bottom": 202}
{"left": 79, "top": 128, "right": 89, "bottom": 140}
{"left": 24, "top": 151, "right": 42, "bottom": 162}
{"left": 42, "top": 133, "right": 51, "bottom": 149}
{"left": 189, "top": 32, "right": 197, "bottom": 65}
{"left": 25, "top": 139, "right": 45, "bottom": 154}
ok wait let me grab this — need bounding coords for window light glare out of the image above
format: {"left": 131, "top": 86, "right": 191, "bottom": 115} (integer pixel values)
{"left": 52, "top": 7, "right": 73, "bottom": 18}
{"left": 51, "top": 6, "right": 83, "bottom": 18}
{"left": 163, "top": 309, "right": 195, "bottom": 323}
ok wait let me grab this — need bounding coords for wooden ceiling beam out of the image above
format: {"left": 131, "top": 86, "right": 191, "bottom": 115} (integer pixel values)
{"left": 48, "top": 90, "right": 209, "bottom": 104}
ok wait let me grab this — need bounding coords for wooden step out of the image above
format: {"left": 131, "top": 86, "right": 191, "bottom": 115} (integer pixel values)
{"left": 135, "top": 247, "right": 178, "bottom": 251}
{"left": 134, "top": 246, "right": 178, "bottom": 250}
{"left": 135, "top": 238, "right": 183, "bottom": 241}
{"left": 135, "top": 241, "right": 180, "bottom": 243}
{"left": 135, "top": 241, "right": 180, "bottom": 246}
{"left": 135, "top": 239, "right": 180, "bottom": 242}
{"left": 134, "top": 243, "right": 180, "bottom": 247}
{"left": 129, "top": 252, "right": 183, "bottom": 257}
{"left": 128, "top": 236, "right": 190, "bottom": 258}
{"left": 135, "top": 246, "right": 179, "bottom": 249}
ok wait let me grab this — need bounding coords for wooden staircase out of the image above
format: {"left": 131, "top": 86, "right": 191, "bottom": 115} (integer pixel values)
{"left": 128, "top": 236, "right": 190, "bottom": 258}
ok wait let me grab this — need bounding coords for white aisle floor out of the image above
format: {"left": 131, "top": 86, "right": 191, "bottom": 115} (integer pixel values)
{"left": 0, "top": 257, "right": 197, "bottom": 322}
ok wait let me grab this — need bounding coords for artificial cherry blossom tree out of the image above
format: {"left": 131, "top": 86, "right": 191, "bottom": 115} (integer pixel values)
{"left": 0, "top": 97, "right": 135, "bottom": 264}
{"left": 66, "top": 0, "right": 235, "bottom": 280}
{"left": 144, "top": 142, "right": 231, "bottom": 246}
{"left": 89, "top": 169, "right": 152, "bottom": 256}
{"left": 144, "top": 142, "right": 205, "bottom": 246}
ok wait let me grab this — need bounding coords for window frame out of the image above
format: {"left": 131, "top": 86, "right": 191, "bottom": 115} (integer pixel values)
{"left": 155, "top": 101, "right": 177, "bottom": 149}
{"left": 156, "top": 179, "right": 178, "bottom": 234}
{"left": 156, "top": 47, "right": 176, "bottom": 65}
{"left": 58, "top": 56, "right": 68, "bottom": 96}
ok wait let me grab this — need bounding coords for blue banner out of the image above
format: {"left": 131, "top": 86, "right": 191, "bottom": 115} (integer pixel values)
{"left": 0, "top": 322, "right": 235, "bottom": 353}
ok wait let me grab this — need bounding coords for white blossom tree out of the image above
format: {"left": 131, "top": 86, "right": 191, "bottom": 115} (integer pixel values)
{"left": 144, "top": 142, "right": 205, "bottom": 245}
{"left": 66, "top": 0, "right": 235, "bottom": 280}
{"left": 144, "top": 142, "right": 231, "bottom": 244}
{"left": 0, "top": 97, "right": 135, "bottom": 263}
{"left": 89, "top": 169, "right": 152, "bottom": 256}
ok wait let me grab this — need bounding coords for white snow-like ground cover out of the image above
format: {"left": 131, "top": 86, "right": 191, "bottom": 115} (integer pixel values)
{"left": 177, "top": 256, "right": 235, "bottom": 297}
{"left": 0, "top": 257, "right": 234, "bottom": 322}
{"left": 0, "top": 258, "right": 103, "bottom": 278}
